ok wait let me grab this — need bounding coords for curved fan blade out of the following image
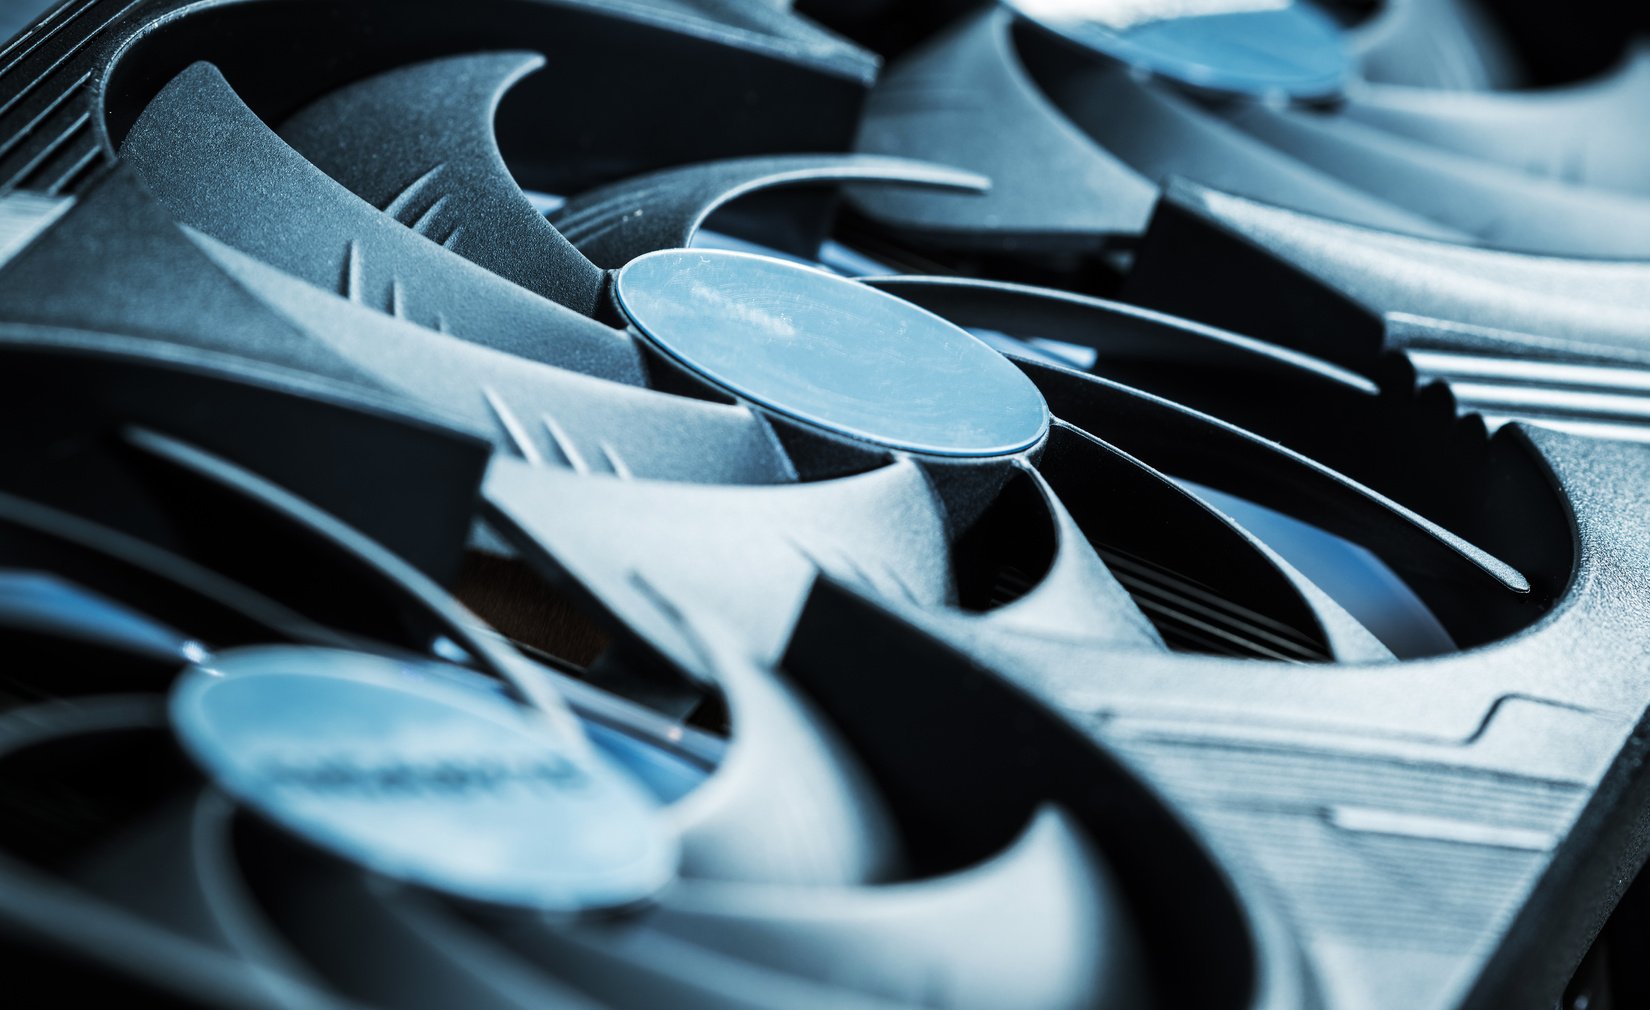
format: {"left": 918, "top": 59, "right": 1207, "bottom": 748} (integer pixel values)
{"left": 240, "top": 839, "right": 602, "bottom": 1010}
{"left": 1347, "top": 0, "right": 1524, "bottom": 91}
{"left": 1018, "top": 39, "right": 1462, "bottom": 242}
{"left": 850, "top": 8, "right": 1160, "bottom": 249}
{"left": 71, "top": 789, "right": 322, "bottom": 1000}
{"left": 550, "top": 153, "right": 987, "bottom": 269}
{"left": 0, "top": 492, "right": 347, "bottom": 655}
{"left": 1131, "top": 179, "right": 1650, "bottom": 365}
{"left": 1034, "top": 423, "right": 1389, "bottom": 663}
{"left": 1224, "top": 100, "right": 1650, "bottom": 257}
{"left": 277, "top": 50, "right": 984, "bottom": 286}
{"left": 188, "top": 230, "right": 798, "bottom": 486}
{"left": 959, "top": 461, "right": 1165, "bottom": 650}
{"left": 665, "top": 621, "right": 901, "bottom": 887}
{"left": 1342, "top": 44, "right": 1650, "bottom": 195}
{"left": 0, "top": 700, "right": 346, "bottom": 1010}
{"left": 119, "top": 62, "right": 643, "bottom": 383}
{"left": 647, "top": 807, "right": 1141, "bottom": 1010}
{"left": 121, "top": 429, "right": 575, "bottom": 722}
{"left": 859, "top": 273, "right": 1380, "bottom": 436}
{"left": 482, "top": 457, "right": 951, "bottom": 668}
{"left": 278, "top": 51, "right": 606, "bottom": 315}
{"left": 1018, "top": 360, "right": 1534, "bottom": 642}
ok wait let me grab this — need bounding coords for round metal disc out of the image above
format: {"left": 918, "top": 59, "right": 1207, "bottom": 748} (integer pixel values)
{"left": 615, "top": 250, "right": 1049, "bottom": 457}
{"left": 170, "top": 647, "right": 677, "bottom": 912}
{"left": 1005, "top": 0, "right": 1352, "bottom": 102}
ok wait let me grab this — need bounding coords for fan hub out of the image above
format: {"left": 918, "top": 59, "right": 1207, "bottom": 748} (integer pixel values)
{"left": 1005, "top": 0, "right": 1352, "bottom": 101}
{"left": 170, "top": 647, "right": 676, "bottom": 913}
{"left": 615, "top": 249, "right": 1050, "bottom": 457}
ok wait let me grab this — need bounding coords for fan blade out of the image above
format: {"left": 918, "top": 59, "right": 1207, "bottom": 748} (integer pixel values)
{"left": 551, "top": 153, "right": 986, "bottom": 268}
{"left": 121, "top": 428, "right": 575, "bottom": 723}
{"left": 956, "top": 460, "right": 1165, "bottom": 651}
{"left": 665, "top": 619, "right": 901, "bottom": 887}
{"left": 1130, "top": 179, "right": 1650, "bottom": 367}
{"left": 1018, "top": 360, "right": 1535, "bottom": 645}
{"left": 648, "top": 807, "right": 1141, "bottom": 1010}
{"left": 1223, "top": 99, "right": 1650, "bottom": 257}
{"left": 119, "top": 62, "right": 643, "bottom": 383}
{"left": 850, "top": 8, "right": 1160, "bottom": 250}
{"left": 1034, "top": 423, "right": 1389, "bottom": 663}
{"left": 1342, "top": 44, "right": 1650, "bottom": 195}
{"left": 243, "top": 842, "right": 601, "bottom": 1010}
{"left": 186, "top": 230, "right": 797, "bottom": 486}
{"left": 72, "top": 789, "right": 321, "bottom": 1001}
{"left": 1347, "top": 0, "right": 1524, "bottom": 91}
{"left": 278, "top": 51, "right": 605, "bottom": 315}
{"left": 0, "top": 571, "right": 200, "bottom": 680}
{"left": 859, "top": 273, "right": 1381, "bottom": 442}
{"left": 0, "top": 492, "right": 348, "bottom": 654}
{"left": 1125, "top": 179, "right": 1650, "bottom": 445}
{"left": 277, "top": 51, "right": 982, "bottom": 289}
{"left": 1032, "top": 56, "right": 1467, "bottom": 242}
{"left": 0, "top": 699, "right": 346, "bottom": 1010}
{"left": 482, "top": 456, "right": 951, "bottom": 668}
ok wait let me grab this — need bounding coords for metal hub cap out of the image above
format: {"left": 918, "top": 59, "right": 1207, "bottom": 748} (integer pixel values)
{"left": 170, "top": 646, "right": 677, "bottom": 912}
{"left": 615, "top": 249, "right": 1050, "bottom": 457}
{"left": 1005, "top": 0, "right": 1352, "bottom": 101}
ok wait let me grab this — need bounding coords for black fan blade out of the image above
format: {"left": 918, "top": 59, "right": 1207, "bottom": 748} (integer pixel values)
{"left": 188, "top": 231, "right": 798, "bottom": 485}
{"left": 482, "top": 456, "right": 951, "bottom": 669}
{"left": 1125, "top": 180, "right": 1650, "bottom": 442}
{"left": 1222, "top": 100, "right": 1650, "bottom": 257}
{"left": 0, "top": 492, "right": 349, "bottom": 661}
{"left": 849, "top": 8, "right": 1156, "bottom": 250}
{"left": 1018, "top": 360, "right": 1534, "bottom": 644}
{"left": 648, "top": 808, "right": 1140, "bottom": 1010}
{"left": 0, "top": 699, "right": 347, "bottom": 1010}
{"left": 235, "top": 835, "right": 602, "bottom": 1010}
{"left": 1033, "top": 424, "right": 1389, "bottom": 664}
{"left": 1341, "top": 46, "right": 1650, "bottom": 195}
{"left": 119, "top": 62, "right": 643, "bottom": 382}
{"left": 277, "top": 51, "right": 606, "bottom": 315}
{"left": 0, "top": 176, "right": 796, "bottom": 488}
{"left": 663, "top": 618, "right": 900, "bottom": 887}
{"left": 859, "top": 272, "right": 1382, "bottom": 442}
{"left": 850, "top": 9, "right": 1455, "bottom": 251}
{"left": 277, "top": 50, "right": 985, "bottom": 284}
{"left": 951, "top": 461, "right": 1166, "bottom": 651}
{"left": 1347, "top": 0, "right": 1524, "bottom": 90}
{"left": 70, "top": 789, "right": 321, "bottom": 1000}
{"left": 550, "top": 154, "right": 986, "bottom": 269}
{"left": 121, "top": 428, "right": 575, "bottom": 721}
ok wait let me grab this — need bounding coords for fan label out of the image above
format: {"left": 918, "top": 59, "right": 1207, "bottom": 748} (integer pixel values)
{"left": 170, "top": 646, "right": 677, "bottom": 912}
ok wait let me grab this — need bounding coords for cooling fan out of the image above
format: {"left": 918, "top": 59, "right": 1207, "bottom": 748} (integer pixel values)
{"left": 0, "top": 336, "right": 1250, "bottom": 1010}
{"left": 850, "top": 0, "right": 1650, "bottom": 258}
{"left": 3, "top": 2, "right": 1650, "bottom": 1010}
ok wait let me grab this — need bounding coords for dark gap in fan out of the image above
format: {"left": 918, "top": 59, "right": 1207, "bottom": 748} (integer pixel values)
{"left": 454, "top": 549, "right": 727, "bottom": 736}
{"left": 0, "top": 725, "right": 188, "bottom": 872}
{"left": 455, "top": 551, "right": 609, "bottom": 669}
{"left": 950, "top": 469, "right": 1055, "bottom": 612}
{"left": 1093, "top": 543, "right": 1331, "bottom": 663}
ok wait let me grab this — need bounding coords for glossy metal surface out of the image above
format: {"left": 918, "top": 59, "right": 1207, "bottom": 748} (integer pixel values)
{"left": 616, "top": 249, "right": 1050, "bottom": 456}
{"left": 1004, "top": 0, "right": 1352, "bottom": 100}
{"left": 170, "top": 646, "right": 677, "bottom": 912}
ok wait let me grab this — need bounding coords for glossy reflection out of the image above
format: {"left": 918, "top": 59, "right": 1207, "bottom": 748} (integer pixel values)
{"left": 1005, "top": 0, "right": 1352, "bottom": 101}
{"left": 170, "top": 647, "right": 677, "bottom": 912}
{"left": 616, "top": 250, "right": 1050, "bottom": 457}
